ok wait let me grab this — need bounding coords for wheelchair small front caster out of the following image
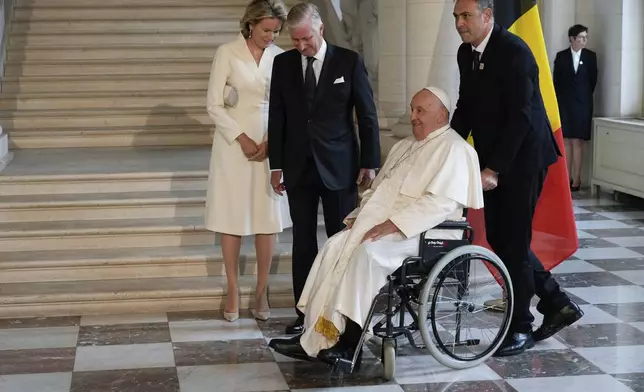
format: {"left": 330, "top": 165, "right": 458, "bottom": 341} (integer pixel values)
{"left": 381, "top": 338, "right": 397, "bottom": 381}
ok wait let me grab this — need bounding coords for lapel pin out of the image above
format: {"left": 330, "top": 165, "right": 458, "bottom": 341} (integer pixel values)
{"left": 479, "top": 63, "right": 484, "bottom": 70}
{"left": 579, "top": 60, "right": 583, "bottom": 65}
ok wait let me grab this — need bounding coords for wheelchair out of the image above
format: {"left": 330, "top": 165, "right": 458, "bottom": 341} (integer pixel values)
{"left": 334, "top": 218, "right": 514, "bottom": 381}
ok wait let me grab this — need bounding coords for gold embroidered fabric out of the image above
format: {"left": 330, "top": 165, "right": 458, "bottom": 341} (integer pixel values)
{"left": 314, "top": 316, "right": 340, "bottom": 343}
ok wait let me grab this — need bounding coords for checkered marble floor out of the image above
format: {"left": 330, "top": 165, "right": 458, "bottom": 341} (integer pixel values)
{"left": 2, "top": 190, "right": 644, "bottom": 392}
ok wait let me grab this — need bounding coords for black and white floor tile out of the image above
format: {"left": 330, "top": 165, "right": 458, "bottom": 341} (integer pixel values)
{"left": 1, "top": 190, "right": 644, "bottom": 391}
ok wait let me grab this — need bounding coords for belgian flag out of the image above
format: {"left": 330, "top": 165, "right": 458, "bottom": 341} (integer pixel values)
{"left": 468, "top": 0, "right": 578, "bottom": 271}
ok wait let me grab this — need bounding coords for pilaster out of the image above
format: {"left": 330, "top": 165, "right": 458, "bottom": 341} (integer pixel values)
{"left": 390, "top": 0, "right": 461, "bottom": 138}
{"left": 376, "top": 0, "right": 407, "bottom": 127}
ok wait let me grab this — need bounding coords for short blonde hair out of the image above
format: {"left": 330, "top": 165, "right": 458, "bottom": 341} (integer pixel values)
{"left": 240, "top": 0, "right": 288, "bottom": 39}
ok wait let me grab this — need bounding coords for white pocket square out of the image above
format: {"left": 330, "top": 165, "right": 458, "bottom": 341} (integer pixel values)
{"left": 333, "top": 76, "right": 345, "bottom": 84}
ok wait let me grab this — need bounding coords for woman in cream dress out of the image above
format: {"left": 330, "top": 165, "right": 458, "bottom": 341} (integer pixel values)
{"left": 205, "top": 0, "right": 291, "bottom": 322}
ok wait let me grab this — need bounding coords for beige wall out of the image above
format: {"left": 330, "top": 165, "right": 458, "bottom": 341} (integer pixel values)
{"left": 620, "top": 0, "right": 644, "bottom": 117}
{"left": 384, "top": 0, "right": 462, "bottom": 139}
{"left": 538, "top": 0, "right": 644, "bottom": 186}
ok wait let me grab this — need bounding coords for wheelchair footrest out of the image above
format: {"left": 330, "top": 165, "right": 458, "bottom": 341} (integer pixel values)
{"left": 444, "top": 338, "right": 480, "bottom": 347}
{"left": 334, "top": 358, "right": 355, "bottom": 373}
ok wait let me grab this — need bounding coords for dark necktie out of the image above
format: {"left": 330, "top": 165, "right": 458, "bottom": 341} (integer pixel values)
{"left": 472, "top": 50, "right": 481, "bottom": 71}
{"left": 304, "top": 56, "right": 317, "bottom": 111}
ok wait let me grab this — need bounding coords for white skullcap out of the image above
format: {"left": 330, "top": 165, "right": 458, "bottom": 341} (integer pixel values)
{"left": 423, "top": 86, "right": 451, "bottom": 112}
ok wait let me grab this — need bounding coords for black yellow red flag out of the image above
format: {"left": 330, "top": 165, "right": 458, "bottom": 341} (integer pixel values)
{"left": 467, "top": 0, "right": 578, "bottom": 270}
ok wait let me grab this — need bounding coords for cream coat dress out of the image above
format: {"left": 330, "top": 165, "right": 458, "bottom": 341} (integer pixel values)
{"left": 205, "top": 34, "right": 292, "bottom": 236}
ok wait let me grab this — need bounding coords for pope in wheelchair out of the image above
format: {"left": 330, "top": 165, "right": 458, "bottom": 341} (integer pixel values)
{"left": 269, "top": 86, "right": 513, "bottom": 378}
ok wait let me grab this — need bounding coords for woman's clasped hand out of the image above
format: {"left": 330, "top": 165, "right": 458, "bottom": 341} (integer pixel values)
{"left": 237, "top": 133, "right": 267, "bottom": 161}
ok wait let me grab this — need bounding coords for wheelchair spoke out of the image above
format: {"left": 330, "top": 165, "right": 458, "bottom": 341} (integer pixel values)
{"left": 371, "top": 244, "right": 513, "bottom": 370}
{"left": 422, "top": 253, "right": 512, "bottom": 362}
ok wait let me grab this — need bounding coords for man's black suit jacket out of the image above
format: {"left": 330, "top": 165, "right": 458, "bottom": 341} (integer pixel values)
{"left": 451, "top": 23, "right": 560, "bottom": 175}
{"left": 553, "top": 47, "right": 598, "bottom": 140}
{"left": 267, "top": 44, "right": 380, "bottom": 191}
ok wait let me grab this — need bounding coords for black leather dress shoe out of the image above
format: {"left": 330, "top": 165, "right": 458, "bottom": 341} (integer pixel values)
{"left": 285, "top": 316, "right": 304, "bottom": 335}
{"left": 268, "top": 335, "right": 310, "bottom": 361}
{"left": 533, "top": 302, "right": 584, "bottom": 341}
{"left": 317, "top": 342, "right": 363, "bottom": 370}
{"left": 493, "top": 332, "right": 535, "bottom": 357}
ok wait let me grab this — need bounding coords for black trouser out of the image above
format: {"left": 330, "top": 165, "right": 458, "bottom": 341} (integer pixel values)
{"left": 287, "top": 158, "right": 358, "bottom": 317}
{"left": 342, "top": 319, "right": 363, "bottom": 348}
{"left": 484, "top": 168, "right": 571, "bottom": 333}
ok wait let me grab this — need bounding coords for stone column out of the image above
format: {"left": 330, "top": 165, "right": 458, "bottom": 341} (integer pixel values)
{"left": 357, "top": 0, "right": 378, "bottom": 84}
{"left": 539, "top": 0, "right": 576, "bottom": 67}
{"left": 377, "top": 0, "right": 407, "bottom": 127}
{"left": 390, "top": 0, "right": 462, "bottom": 138}
{"left": 308, "top": 0, "right": 352, "bottom": 50}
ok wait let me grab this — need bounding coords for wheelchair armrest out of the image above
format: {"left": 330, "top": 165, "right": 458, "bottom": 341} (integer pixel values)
{"left": 419, "top": 221, "right": 472, "bottom": 241}
{"left": 433, "top": 221, "right": 472, "bottom": 231}
{"left": 419, "top": 220, "right": 475, "bottom": 245}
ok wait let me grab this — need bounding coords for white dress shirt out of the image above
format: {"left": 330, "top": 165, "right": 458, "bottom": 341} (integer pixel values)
{"left": 301, "top": 39, "right": 328, "bottom": 84}
{"left": 472, "top": 25, "right": 494, "bottom": 56}
{"left": 571, "top": 47, "right": 581, "bottom": 73}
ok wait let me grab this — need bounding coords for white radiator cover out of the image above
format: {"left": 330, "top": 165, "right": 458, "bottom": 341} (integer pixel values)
{"left": 591, "top": 117, "right": 644, "bottom": 199}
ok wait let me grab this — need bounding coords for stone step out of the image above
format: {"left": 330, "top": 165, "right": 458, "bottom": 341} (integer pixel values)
{"left": 0, "top": 171, "right": 207, "bottom": 196}
{"left": 1, "top": 209, "right": 321, "bottom": 253}
{"left": 0, "top": 190, "right": 207, "bottom": 222}
{"left": 7, "top": 126, "right": 214, "bottom": 149}
{"left": 4, "top": 59, "right": 212, "bottom": 77}
{"left": 7, "top": 46, "right": 217, "bottom": 62}
{"left": 0, "top": 170, "right": 208, "bottom": 196}
{"left": 0, "top": 243, "right": 294, "bottom": 283}
{"left": 0, "top": 147, "right": 209, "bottom": 191}
{"left": 0, "top": 216, "right": 216, "bottom": 252}
{"left": 0, "top": 146, "right": 211, "bottom": 194}
{"left": 16, "top": 0, "right": 293, "bottom": 8}
{"left": 11, "top": 19, "right": 240, "bottom": 34}
{"left": 14, "top": 6, "right": 246, "bottom": 21}
{"left": 0, "top": 107, "right": 210, "bottom": 130}
{"left": 0, "top": 274, "right": 294, "bottom": 318}
{"left": 0, "top": 90, "right": 204, "bottom": 111}
{"left": 10, "top": 32, "right": 291, "bottom": 48}
{"left": 2, "top": 74, "right": 207, "bottom": 93}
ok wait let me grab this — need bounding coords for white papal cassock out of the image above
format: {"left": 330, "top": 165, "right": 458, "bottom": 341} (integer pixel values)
{"left": 296, "top": 125, "right": 485, "bottom": 357}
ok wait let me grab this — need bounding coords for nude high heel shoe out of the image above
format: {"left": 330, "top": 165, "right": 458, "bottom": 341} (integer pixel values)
{"left": 223, "top": 289, "right": 239, "bottom": 322}
{"left": 251, "top": 286, "right": 271, "bottom": 321}
{"left": 224, "top": 309, "right": 239, "bottom": 322}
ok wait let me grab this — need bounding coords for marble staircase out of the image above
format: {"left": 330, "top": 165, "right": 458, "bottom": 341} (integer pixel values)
{"left": 0, "top": 0, "right": 318, "bottom": 318}
{"left": 0, "top": 147, "right": 328, "bottom": 318}
{"left": 1, "top": 0, "right": 294, "bottom": 149}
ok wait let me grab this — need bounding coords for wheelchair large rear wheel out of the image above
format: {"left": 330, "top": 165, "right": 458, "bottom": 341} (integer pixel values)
{"left": 417, "top": 245, "right": 513, "bottom": 369}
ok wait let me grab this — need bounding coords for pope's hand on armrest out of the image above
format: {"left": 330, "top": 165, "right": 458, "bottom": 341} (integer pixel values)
{"left": 361, "top": 220, "right": 401, "bottom": 242}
